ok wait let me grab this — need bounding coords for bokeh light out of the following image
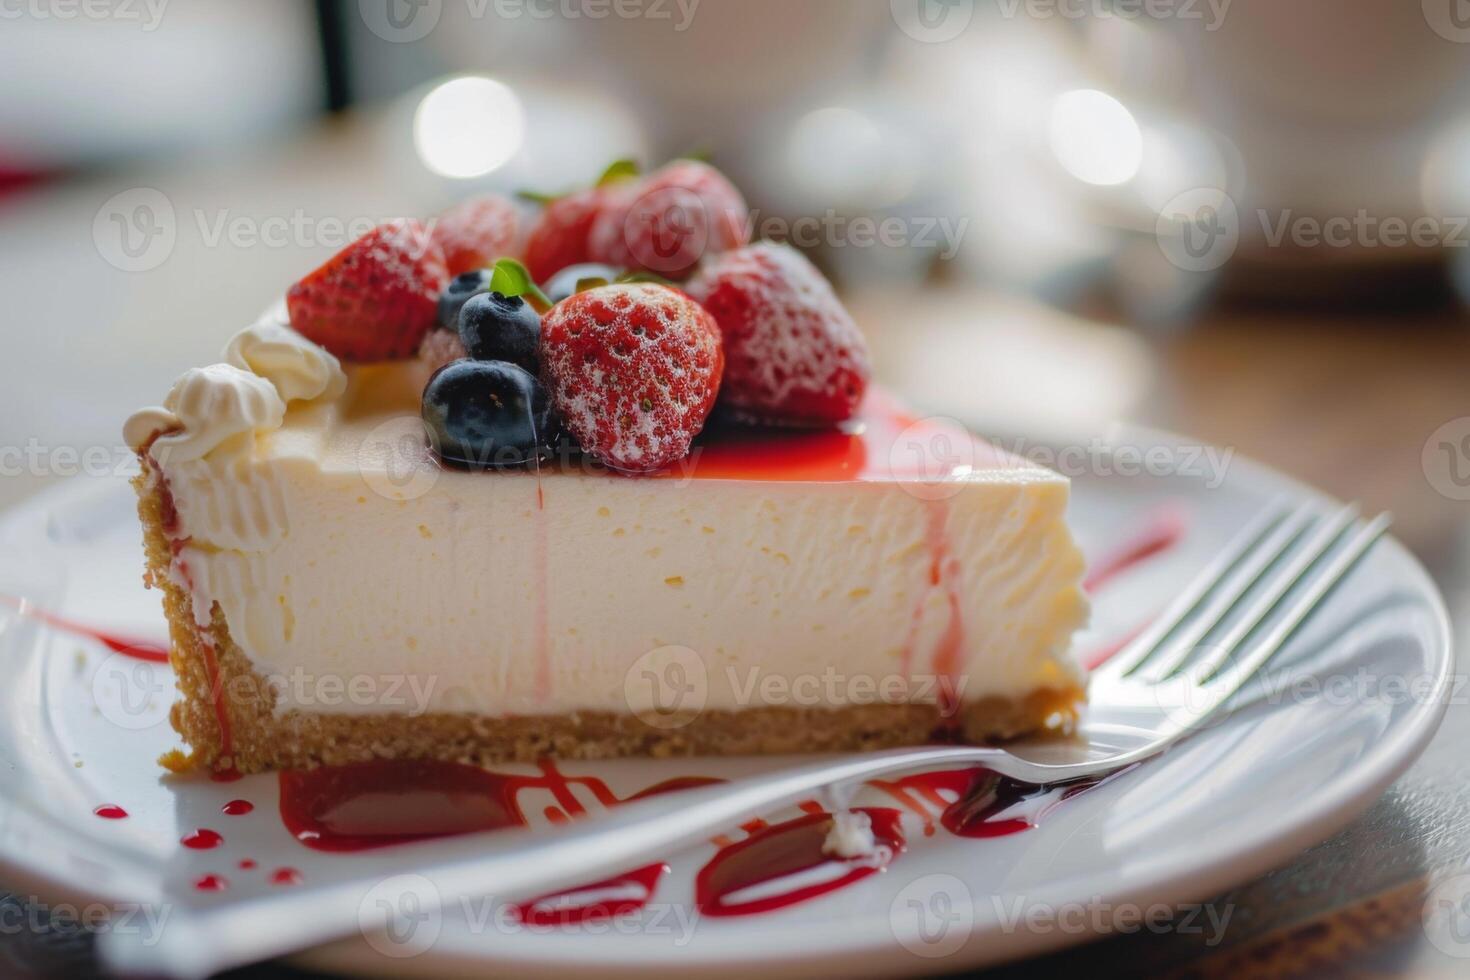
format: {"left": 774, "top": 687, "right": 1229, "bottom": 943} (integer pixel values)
{"left": 413, "top": 76, "right": 526, "bottom": 179}
{"left": 1048, "top": 89, "right": 1143, "bottom": 187}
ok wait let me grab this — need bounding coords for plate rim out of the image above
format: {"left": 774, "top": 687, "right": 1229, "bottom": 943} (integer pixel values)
{"left": 0, "top": 430, "right": 1453, "bottom": 977}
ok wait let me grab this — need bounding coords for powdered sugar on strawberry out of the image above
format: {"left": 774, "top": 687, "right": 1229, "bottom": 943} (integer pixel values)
{"left": 587, "top": 160, "right": 749, "bottom": 278}
{"left": 540, "top": 283, "right": 723, "bottom": 472}
{"left": 431, "top": 194, "right": 520, "bottom": 276}
{"left": 686, "top": 241, "right": 869, "bottom": 425}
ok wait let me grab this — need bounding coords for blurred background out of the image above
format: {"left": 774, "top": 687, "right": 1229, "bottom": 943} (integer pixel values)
{"left": 2, "top": 1, "right": 1468, "bottom": 544}
{"left": 0, "top": 2, "right": 1468, "bottom": 973}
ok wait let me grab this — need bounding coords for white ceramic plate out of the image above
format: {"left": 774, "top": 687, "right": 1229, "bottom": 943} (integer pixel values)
{"left": 0, "top": 430, "right": 1451, "bottom": 978}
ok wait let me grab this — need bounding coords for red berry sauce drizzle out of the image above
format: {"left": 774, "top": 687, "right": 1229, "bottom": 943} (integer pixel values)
{"left": 138, "top": 428, "right": 242, "bottom": 782}
{"left": 1079, "top": 502, "right": 1189, "bottom": 669}
{"left": 275, "top": 755, "right": 1125, "bottom": 920}
{"left": 278, "top": 758, "right": 717, "bottom": 923}
{"left": 0, "top": 595, "right": 170, "bottom": 663}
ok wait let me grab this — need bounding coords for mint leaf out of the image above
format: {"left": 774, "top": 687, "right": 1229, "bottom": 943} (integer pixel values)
{"left": 489, "top": 258, "right": 553, "bottom": 312}
{"left": 574, "top": 276, "right": 611, "bottom": 294}
{"left": 516, "top": 189, "right": 560, "bottom": 205}
{"left": 616, "top": 270, "right": 676, "bottom": 288}
{"left": 597, "top": 158, "right": 641, "bottom": 187}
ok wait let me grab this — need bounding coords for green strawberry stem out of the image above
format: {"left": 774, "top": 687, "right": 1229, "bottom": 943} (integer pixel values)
{"left": 596, "top": 158, "right": 640, "bottom": 186}
{"left": 616, "top": 270, "right": 676, "bottom": 287}
{"left": 516, "top": 158, "right": 643, "bottom": 206}
{"left": 489, "top": 258, "right": 553, "bottom": 313}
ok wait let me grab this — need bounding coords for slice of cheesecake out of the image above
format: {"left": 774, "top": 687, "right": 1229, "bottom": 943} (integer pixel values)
{"left": 126, "top": 317, "right": 1088, "bottom": 776}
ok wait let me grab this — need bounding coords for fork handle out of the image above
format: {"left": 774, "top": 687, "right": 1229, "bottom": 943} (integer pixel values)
{"left": 100, "top": 743, "right": 1094, "bottom": 978}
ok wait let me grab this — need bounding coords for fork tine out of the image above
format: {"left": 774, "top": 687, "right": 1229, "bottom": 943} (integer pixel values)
{"left": 1183, "top": 503, "right": 1361, "bottom": 680}
{"left": 1092, "top": 497, "right": 1295, "bottom": 682}
{"left": 1195, "top": 513, "right": 1392, "bottom": 711}
{"left": 1132, "top": 500, "right": 1326, "bottom": 683}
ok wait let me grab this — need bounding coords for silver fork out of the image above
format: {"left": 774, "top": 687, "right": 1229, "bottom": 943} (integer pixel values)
{"left": 100, "top": 501, "right": 1391, "bottom": 979}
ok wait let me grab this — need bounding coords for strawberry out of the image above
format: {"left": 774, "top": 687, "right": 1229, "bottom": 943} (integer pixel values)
{"left": 588, "top": 160, "right": 749, "bottom": 278}
{"left": 524, "top": 187, "right": 611, "bottom": 283}
{"left": 431, "top": 194, "right": 520, "bottom": 276}
{"left": 540, "top": 283, "right": 723, "bottom": 472}
{"left": 287, "top": 220, "right": 449, "bottom": 361}
{"left": 685, "top": 242, "right": 869, "bottom": 426}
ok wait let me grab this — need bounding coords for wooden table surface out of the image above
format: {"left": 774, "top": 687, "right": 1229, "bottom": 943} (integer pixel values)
{"left": 0, "top": 118, "right": 1466, "bottom": 978}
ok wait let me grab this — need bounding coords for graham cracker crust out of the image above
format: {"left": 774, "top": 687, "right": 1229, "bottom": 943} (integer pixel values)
{"left": 133, "top": 459, "right": 1084, "bottom": 776}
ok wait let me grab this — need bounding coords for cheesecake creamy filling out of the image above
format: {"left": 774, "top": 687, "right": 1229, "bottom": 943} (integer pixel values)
{"left": 126, "top": 314, "right": 1088, "bottom": 720}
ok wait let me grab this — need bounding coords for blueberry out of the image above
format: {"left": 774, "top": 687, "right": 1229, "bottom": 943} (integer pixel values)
{"left": 422, "top": 360, "right": 556, "bottom": 469}
{"left": 458, "top": 291, "right": 541, "bottom": 371}
{"left": 543, "top": 263, "right": 622, "bottom": 304}
{"left": 437, "top": 269, "right": 493, "bottom": 331}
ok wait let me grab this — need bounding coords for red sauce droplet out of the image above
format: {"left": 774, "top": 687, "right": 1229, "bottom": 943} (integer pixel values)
{"left": 238, "top": 859, "right": 257, "bottom": 870}
{"left": 194, "top": 874, "right": 227, "bottom": 892}
{"left": 270, "top": 867, "right": 303, "bottom": 886}
{"left": 695, "top": 808, "right": 905, "bottom": 918}
{"left": 210, "top": 767, "right": 244, "bottom": 783}
{"left": 93, "top": 804, "right": 128, "bottom": 819}
{"left": 181, "top": 828, "right": 223, "bottom": 850}
{"left": 221, "top": 799, "right": 254, "bottom": 816}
